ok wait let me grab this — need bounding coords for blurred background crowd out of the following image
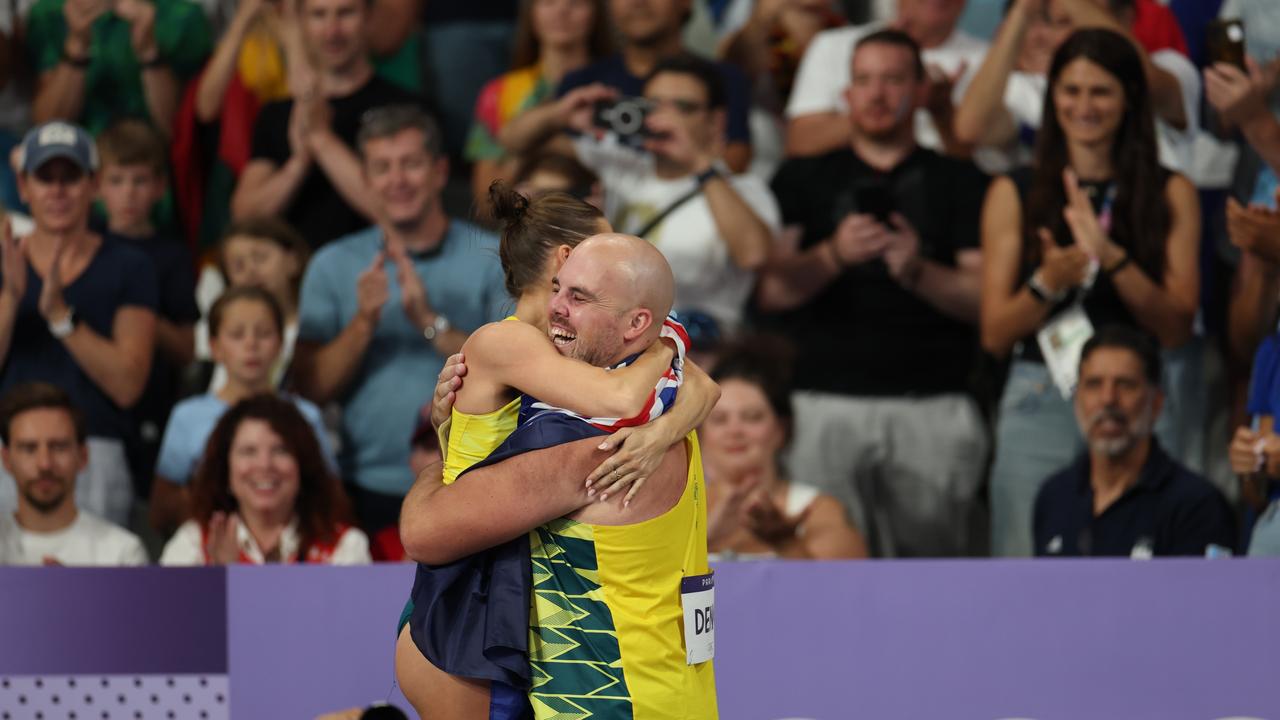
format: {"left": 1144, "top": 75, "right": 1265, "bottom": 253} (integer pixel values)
{"left": 0, "top": 0, "right": 1278, "bottom": 566}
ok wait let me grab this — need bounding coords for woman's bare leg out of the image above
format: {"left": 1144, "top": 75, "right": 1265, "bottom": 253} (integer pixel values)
{"left": 395, "top": 625, "right": 491, "bottom": 720}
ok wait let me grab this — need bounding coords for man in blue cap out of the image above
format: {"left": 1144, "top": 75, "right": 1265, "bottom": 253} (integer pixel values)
{"left": 0, "top": 121, "right": 158, "bottom": 527}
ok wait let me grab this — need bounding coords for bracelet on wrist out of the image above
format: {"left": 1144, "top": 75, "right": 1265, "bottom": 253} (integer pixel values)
{"left": 694, "top": 165, "right": 720, "bottom": 187}
{"left": 1104, "top": 252, "right": 1131, "bottom": 276}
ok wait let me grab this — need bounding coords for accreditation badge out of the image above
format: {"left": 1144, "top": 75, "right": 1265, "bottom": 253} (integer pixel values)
{"left": 680, "top": 572, "right": 715, "bottom": 665}
{"left": 1037, "top": 304, "right": 1095, "bottom": 399}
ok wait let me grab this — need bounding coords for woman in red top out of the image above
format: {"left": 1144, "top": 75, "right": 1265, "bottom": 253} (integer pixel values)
{"left": 159, "top": 394, "right": 369, "bottom": 564}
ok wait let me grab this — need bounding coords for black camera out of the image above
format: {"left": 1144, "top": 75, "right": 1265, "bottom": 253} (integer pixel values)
{"left": 593, "top": 97, "right": 654, "bottom": 149}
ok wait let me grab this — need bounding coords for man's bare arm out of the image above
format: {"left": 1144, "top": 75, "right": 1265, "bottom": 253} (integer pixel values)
{"left": 400, "top": 437, "right": 686, "bottom": 565}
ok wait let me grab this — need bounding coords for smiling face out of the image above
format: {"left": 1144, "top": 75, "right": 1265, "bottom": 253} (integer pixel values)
{"left": 700, "top": 378, "right": 786, "bottom": 479}
{"left": 547, "top": 247, "right": 630, "bottom": 367}
{"left": 210, "top": 298, "right": 283, "bottom": 390}
{"left": 1052, "top": 57, "right": 1126, "bottom": 148}
{"left": 363, "top": 127, "right": 447, "bottom": 231}
{"left": 20, "top": 158, "right": 96, "bottom": 235}
{"left": 1074, "top": 346, "right": 1161, "bottom": 458}
{"left": 1, "top": 407, "right": 85, "bottom": 515}
{"left": 228, "top": 418, "right": 301, "bottom": 518}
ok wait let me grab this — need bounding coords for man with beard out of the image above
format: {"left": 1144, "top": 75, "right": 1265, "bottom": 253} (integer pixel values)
{"left": 758, "top": 29, "right": 989, "bottom": 558}
{"left": 231, "top": 0, "right": 425, "bottom": 248}
{"left": 0, "top": 382, "right": 147, "bottom": 565}
{"left": 399, "top": 233, "right": 718, "bottom": 720}
{"left": 1033, "top": 326, "right": 1235, "bottom": 557}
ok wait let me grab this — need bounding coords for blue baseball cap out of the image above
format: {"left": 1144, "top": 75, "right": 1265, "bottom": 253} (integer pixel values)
{"left": 18, "top": 121, "right": 99, "bottom": 174}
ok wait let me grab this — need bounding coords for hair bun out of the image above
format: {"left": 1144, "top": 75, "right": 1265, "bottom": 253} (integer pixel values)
{"left": 489, "top": 180, "right": 529, "bottom": 225}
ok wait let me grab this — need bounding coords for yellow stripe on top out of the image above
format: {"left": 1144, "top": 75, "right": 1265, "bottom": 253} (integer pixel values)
{"left": 441, "top": 316, "right": 522, "bottom": 485}
{"left": 528, "top": 432, "right": 718, "bottom": 719}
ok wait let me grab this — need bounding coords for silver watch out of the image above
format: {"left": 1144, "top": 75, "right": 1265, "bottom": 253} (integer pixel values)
{"left": 48, "top": 307, "right": 77, "bottom": 339}
{"left": 422, "top": 313, "right": 451, "bottom": 341}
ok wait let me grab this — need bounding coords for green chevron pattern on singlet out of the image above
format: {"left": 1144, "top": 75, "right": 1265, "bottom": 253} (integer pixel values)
{"left": 528, "top": 519, "right": 634, "bottom": 720}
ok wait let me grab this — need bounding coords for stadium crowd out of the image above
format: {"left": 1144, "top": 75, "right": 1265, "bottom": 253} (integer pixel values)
{"left": 0, "top": 0, "right": 1278, "bottom": 566}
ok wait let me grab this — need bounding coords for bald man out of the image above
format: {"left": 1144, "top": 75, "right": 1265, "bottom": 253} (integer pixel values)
{"left": 399, "top": 234, "right": 718, "bottom": 719}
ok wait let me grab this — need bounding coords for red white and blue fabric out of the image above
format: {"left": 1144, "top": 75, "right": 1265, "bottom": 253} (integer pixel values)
{"left": 406, "top": 314, "right": 693, "bottom": 699}
{"left": 525, "top": 314, "right": 691, "bottom": 432}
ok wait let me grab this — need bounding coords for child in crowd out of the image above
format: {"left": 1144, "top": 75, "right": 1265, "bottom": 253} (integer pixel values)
{"left": 149, "top": 287, "right": 332, "bottom": 536}
{"left": 96, "top": 120, "right": 201, "bottom": 501}
{"left": 197, "top": 216, "right": 309, "bottom": 392}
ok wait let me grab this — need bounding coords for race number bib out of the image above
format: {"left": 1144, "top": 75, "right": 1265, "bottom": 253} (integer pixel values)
{"left": 680, "top": 573, "right": 715, "bottom": 665}
{"left": 1037, "top": 304, "right": 1094, "bottom": 399}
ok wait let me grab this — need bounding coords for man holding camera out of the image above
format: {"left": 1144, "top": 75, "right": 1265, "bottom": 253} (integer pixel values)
{"left": 758, "top": 30, "right": 989, "bottom": 558}
{"left": 499, "top": 0, "right": 753, "bottom": 173}
{"left": 565, "top": 54, "right": 778, "bottom": 332}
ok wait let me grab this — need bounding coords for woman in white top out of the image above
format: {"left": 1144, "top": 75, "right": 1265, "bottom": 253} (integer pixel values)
{"left": 160, "top": 393, "right": 369, "bottom": 565}
{"left": 701, "top": 341, "right": 866, "bottom": 559}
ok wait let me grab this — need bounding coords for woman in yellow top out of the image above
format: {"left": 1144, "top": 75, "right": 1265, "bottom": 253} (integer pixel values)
{"left": 396, "top": 183, "right": 718, "bottom": 720}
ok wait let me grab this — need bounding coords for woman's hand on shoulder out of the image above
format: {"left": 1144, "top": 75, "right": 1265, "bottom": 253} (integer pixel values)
{"left": 430, "top": 352, "right": 466, "bottom": 429}
{"left": 584, "top": 426, "right": 670, "bottom": 507}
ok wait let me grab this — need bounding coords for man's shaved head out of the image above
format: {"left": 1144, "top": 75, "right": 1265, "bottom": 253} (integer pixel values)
{"left": 548, "top": 233, "right": 676, "bottom": 366}
{"left": 577, "top": 233, "right": 675, "bottom": 321}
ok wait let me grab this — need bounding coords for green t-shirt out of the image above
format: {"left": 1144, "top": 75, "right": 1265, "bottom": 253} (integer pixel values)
{"left": 26, "top": 0, "right": 212, "bottom": 135}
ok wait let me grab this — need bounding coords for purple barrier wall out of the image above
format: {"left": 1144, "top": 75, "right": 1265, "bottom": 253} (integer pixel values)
{"left": 2, "top": 560, "right": 1279, "bottom": 719}
{"left": 0, "top": 567, "right": 227, "bottom": 675}
{"left": 226, "top": 564, "right": 414, "bottom": 718}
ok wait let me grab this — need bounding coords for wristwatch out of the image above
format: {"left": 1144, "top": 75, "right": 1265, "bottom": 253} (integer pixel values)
{"left": 48, "top": 307, "right": 77, "bottom": 339}
{"left": 422, "top": 313, "right": 451, "bottom": 341}
{"left": 1027, "top": 271, "right": 1067, "bottom": 305}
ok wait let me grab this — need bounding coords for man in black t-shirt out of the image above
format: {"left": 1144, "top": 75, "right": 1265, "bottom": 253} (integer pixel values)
{"left": 759, "top": 30, "right": 989, "bottom": 558}
{"left": 231, "top": 0, "right": 423, "bottom": 248}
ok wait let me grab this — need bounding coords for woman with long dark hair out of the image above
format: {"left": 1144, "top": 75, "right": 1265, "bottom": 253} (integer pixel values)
{"left": 980, "top": 28, "right": 1200, "bottom": 557}
{"left": 159, "top": 393, "right": 368, "bottom": 564}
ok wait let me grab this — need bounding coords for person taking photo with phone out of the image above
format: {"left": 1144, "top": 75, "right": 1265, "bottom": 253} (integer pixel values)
{"left": 758, "top": 29, "right": 990, "bottom": 559}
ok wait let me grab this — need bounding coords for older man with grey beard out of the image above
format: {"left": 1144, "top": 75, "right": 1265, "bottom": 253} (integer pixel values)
{"left": 1031, "top": 326, "right": 1235, "bottom": 558}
